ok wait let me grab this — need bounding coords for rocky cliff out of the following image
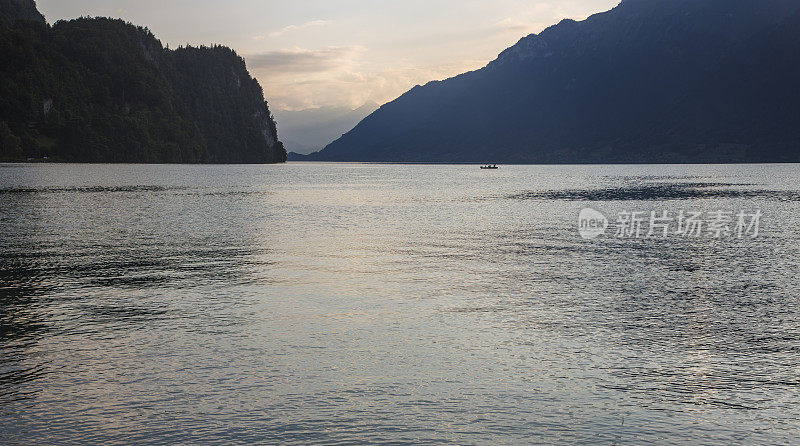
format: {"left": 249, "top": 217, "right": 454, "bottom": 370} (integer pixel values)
{"left": 0, "top": 1, "right": 285, "bottom": 163}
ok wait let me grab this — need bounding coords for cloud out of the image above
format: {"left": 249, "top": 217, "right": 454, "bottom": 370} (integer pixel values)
{"left": 243, "top": 1, "right": 619, "bottom": 111}
{"left": 253, "top": 20, "right": 329, "bottom": 40}
{"left": 246, "top": 46, "right": 366, "bottom": 74}
{"left": 497, "top": 17, "right": 549, "bottom": 34}
{"left": 494, "top": 2, "right": 578, "bottom": 36}
{"left": 253, "top": 57, "right": 487, "bottom": 111}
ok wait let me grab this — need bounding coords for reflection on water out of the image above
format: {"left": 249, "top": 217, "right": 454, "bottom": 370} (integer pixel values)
{"left": 0, "top": 265, "right": 47, "bottom": 403}
{"left": 0, "top": 163, "right": 799, "bottom": 444}
{"left": 505, "top": 182, "right": 800, "bottom": 201}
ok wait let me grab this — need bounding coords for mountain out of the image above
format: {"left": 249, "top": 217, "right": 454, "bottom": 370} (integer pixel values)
{"left": 0, "top": 0, "right": 44, "bottom": 24}
{"left": 0, "top": 0, "right": 285, "bottom": 163}
{"left": 275, "top": 102, "right": 378, "bottom": 155}
{"left": 307, "top": 0, "right": 800, "bottom": 163}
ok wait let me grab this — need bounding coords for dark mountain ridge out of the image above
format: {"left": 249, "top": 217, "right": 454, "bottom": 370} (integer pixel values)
{"left": 0, "top": 0, "right": 285, "bottom": 163}
{"left": 306, "top": 0, "right": 800, "bottom": 163}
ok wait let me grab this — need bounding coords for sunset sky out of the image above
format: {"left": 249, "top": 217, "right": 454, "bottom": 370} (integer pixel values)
{"left": 37, "top": 0, "right": 619, "bottom": 111}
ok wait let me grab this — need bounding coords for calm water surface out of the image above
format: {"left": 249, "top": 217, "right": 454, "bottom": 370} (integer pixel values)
{"left": 1, "top": 163, "right": 799, "bottom": 444}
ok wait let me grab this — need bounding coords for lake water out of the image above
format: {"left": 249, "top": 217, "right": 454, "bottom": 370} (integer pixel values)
{"left": 1, "top": 163, "right": 799, "bottom": 444}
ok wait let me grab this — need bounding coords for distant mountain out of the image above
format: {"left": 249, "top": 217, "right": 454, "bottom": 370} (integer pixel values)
{"left": 308, "top": 0, "right": 800, "bottom": 163}
{"left": 276, "top": 102, "right": 378, "bottom": 155}
{"left": 0, "top": 0, "right": 285, "bottom": 163}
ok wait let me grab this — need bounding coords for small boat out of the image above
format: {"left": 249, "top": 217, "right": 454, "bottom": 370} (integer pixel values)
{"left": 480, "top": 164, "right": 499, "bottom": 169}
